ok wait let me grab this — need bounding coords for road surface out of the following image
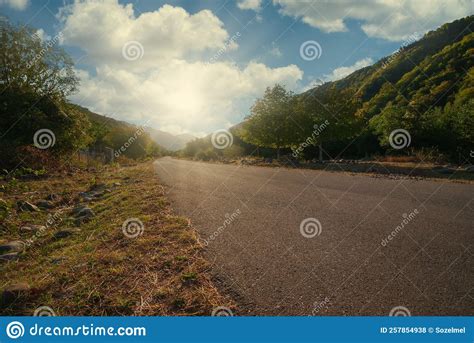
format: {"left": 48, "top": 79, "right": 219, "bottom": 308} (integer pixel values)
{"left": 154, "top": 157, "right": 473, "bottom": 315}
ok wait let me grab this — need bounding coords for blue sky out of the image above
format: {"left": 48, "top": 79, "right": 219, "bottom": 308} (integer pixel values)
{"left": 1, "top": 0, "right": 472, "bottom": 135}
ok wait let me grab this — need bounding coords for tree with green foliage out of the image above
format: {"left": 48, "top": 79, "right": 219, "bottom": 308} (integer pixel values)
{"left": 291, "top": 87, "right": 362, "bottom": 161}
{"left": 369, "top": 106, "right": 409, "bottom": 149}
{"left": 0, "top": 21, "right": 78, "bottom": 99}
{"left": 0, "top": 21, "right": 89, "bottom": 169}
{"left": 240, "top": 84, "right": 298, "bottom": 159}
{"left": 106, "top": 126, "right": 162, "bottom": 160}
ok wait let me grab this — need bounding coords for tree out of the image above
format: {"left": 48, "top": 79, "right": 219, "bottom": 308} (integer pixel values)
{"left": 293, "top": 88, "right": 361, "bottom": 161}
{"left": 369, "top": 105, "right": 409, "bottom": 149}
{"left": 0, "top": 21, "right": 78, "bottom": 99}
{"left": 0, "top": 21, "right": 87, "bottom": 169}
{"left": 240, "top": 84, "right": 298, "bottom": 159}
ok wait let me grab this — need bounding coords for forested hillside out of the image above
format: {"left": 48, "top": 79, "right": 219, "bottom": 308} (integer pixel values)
{"left": 183, "top": 16, "right": 473, "bottom": 163}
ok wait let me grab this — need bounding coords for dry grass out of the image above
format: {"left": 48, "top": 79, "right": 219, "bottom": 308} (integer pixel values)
{"left": 0, "top": 162, "right": 234, "bottom": 315}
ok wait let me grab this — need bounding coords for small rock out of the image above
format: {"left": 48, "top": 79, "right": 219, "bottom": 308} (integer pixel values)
{"left": 434, "top": 167, "right": 455, "bottom": 174}
{"left": 0, "top": 252, "right": 20, "bottom": 262}
{"left": 36, "top": 200, "right": 54, "bottom": 209}
{"left": 113, "top": 182, "right": 121, "bottom": 187}
{"left": 54, "top": 228, "right": 81, "bottom": 239}
{"left": 89, "top": 183, "right": 107, "bottom": 192}
{"left": 76, "top": 207, "right": 95, "bottom": 218}
{"left": 92, "top": 191, "right": 104, "bottom": 198}
{"left": 51, "top": 257, "right": 66, "bottom": 265}
{"left": 71, "top": 205, "right": 89, "bottom": 215}
{"left": 1, "top": 282, "right": 31, "bottom": 305}
{"left": 465, "top": 165, "right": 474, "bottom": 173}
{"left": 0, "top": 241, "right": 25, "bottom": 254}
{"left": 71, "top": 206, "right": 95, "bottom": 226}
{"left": 17, "top": 200, "right": 40, "bottom": 212}
{"left": 20, "top": 225, "right": 46, "bottom": 234}
{"left": 78, "top": 195, "right": 93, "bottom": 203}
{"left": 45, "top": 194, "right": 59, "bottom": 201}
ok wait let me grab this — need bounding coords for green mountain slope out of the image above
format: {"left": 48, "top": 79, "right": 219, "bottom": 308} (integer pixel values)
{"left": 183, "top": 16, "right": 473, "bottom": 162}
{"left": 304, "top": 15, "right": 473, "bottom": 120}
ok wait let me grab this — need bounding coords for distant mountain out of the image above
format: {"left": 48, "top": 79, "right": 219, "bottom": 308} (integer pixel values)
{"left": 71, "top": 104, "right": 195, "bottom": 151}
{"left": 145, "top": 128, "right": 195, "bottom": 151}
{"left": 72, "top": 104, "right": 134, "bottom": 129}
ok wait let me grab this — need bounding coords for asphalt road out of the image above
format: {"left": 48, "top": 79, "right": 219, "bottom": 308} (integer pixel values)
{"left": 154, "top": 157, "right": 473, "bottom": 315}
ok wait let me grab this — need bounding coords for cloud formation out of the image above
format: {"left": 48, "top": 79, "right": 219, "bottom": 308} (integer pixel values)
{"left": 59, "top": 1, "right": 233, "bottom": 68}
{"left": 324, "top": 58, "right": 374, "bottom": 81}
{"left": 0, "top": 0, "right": 28, "bottom": 10}
{"left": 237, "top": 0, "right": 263, "bottom": 11}
{"left": 273, "top": 0, "right": 473, "bottom": 41}
{"left": 59, "top": 0, "right": 303, "bottom": 135}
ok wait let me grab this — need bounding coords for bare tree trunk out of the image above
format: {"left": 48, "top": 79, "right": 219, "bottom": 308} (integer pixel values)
{"left": 319, "top": 142, "right": 323, "bottom": 162}
{"left": 277, "top": 147, "right": 280, "bottom": 159}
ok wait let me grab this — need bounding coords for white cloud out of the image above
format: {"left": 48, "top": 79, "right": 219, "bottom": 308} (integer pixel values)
{"left": 73, "top": 61, "right": 302, "bottom": 135}
{"left": 34, "top": 29, "right": 50, "bottom": 42}
{"left": 0, "top": 0, "right": 28, "bottom": 10}
{"left": 324, "top": 57, "right": 374, "bottom": 81}
{"left": 269, "top": 45, "right": 282, "bottom": 57}
{"left": 273, "top": 0, "right": 473, "bottom": 41}
{"left": 237, "top": 0, "right": 262, "bottom": 11}
{"left": 59, "top": 0, "right": 303, "bottom": 135}
{"left": 59, "top": 1, "right": 233, "bottom": 69}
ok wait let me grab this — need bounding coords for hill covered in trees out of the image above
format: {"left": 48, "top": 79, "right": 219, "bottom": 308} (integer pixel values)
{"left": 183, "top": 16, "right": 473, "bottom": 164}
